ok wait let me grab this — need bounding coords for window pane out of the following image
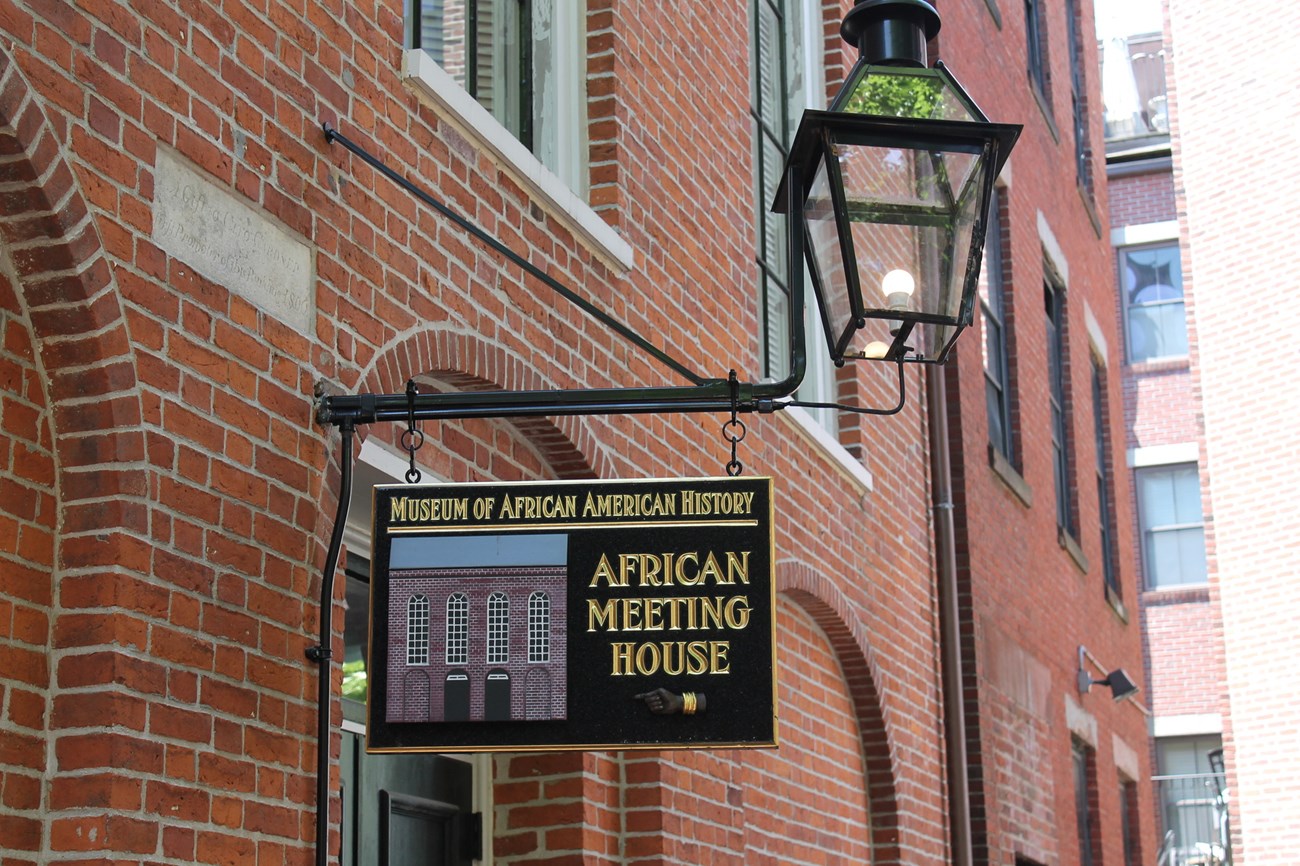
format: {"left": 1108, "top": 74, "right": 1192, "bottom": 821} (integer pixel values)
{"left": 487, "top": 591, "right": 509, "bottom": 664}
{"left": 344, "top": 556, "right": 370, "bottom": 705}
{"left": 1139, "top": 470, "right": 1179, "bottom": 526}
{"left": 415, "top": 0, "right": 575, "bottom": 165}
{"left": 1139, "top": 464, "right": 1208, "bottom": 588}
{"left": 1170, "top": 465, "right": 1203, "bottom": 521}
{"left": 1175, "top": 528, "right": 1208, "bottom": 583}
{"left": 528, "top": 592, "right": 550, "bottom": 663}
{"left": 446, "top": 593, "right": 469, "bottom": 665}
{"left": 407, "top": 595, "right": 430, "bottom": 666}
{"left": 1124, "top": 244, "right": 1187, "bottom": 361}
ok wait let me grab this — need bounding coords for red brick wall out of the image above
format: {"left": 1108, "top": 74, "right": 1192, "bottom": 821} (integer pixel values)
{"left": 940, "top": 0, "right": 1158, "bottom": 862}
{"left": 1108, "top": 169, "right": 1176, "bottom": 229}
{"left": 1142, "top": 588, "right": 1219, "bottom": 718}
{"left": 0, "top": 263, "right": 54, "bottom": 859}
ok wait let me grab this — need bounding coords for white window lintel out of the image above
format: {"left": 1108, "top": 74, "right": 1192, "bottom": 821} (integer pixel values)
{"left": 1111, "top": 220, "right": 1180, "bottom": 248}
{"left": 1129, "top": 442, "right": 1199, "bottom": 468}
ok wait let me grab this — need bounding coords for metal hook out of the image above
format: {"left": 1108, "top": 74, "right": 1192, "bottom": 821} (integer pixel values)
{"left": 402, "top": 380, "right": 424, "bottom": 483}
{"left": 722, "top": 371, "right": 746, "bottom": 476}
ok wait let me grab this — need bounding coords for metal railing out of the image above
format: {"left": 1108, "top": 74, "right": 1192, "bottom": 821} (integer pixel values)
{"left": 1154, "top": 773, "right": 1232, "bottom": 866}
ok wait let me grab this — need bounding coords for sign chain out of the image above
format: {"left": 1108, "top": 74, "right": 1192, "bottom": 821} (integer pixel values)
{"left": 401, "top": 379, "right": 424, "bottom": 483}
{"left": 722, "top": 370, "right": 746, "bottom": 476}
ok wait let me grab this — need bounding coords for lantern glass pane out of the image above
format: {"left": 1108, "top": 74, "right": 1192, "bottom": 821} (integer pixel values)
{"left": 838, "top": 66, "right": 983, "bottom": 123}
{"left": 834, "top": 139, "right": 978, "bottom": 213}
{"left": 805, "top": 155, "right": 854, "bottom": 350}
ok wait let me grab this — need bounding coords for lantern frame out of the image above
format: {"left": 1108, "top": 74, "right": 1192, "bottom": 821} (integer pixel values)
{"left": 776, "top": 68, "right": 1021, "bottom": 365}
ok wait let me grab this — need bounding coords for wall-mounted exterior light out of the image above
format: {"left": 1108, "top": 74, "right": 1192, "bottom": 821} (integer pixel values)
{"left": 776, "top": 0, "right": 1021, "bottom": 365}
{"left": 1077, "top": 646, "right": 1141, "bottom": 702}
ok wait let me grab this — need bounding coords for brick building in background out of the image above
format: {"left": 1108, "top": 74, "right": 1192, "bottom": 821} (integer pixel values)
{"left": 0, "top": 1, "right": 1151, "bottom": 865}
{"left": 1098, "top": 0, "right": 1300, "bottom": 862}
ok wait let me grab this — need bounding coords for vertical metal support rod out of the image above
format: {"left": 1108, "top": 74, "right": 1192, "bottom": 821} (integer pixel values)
{"left": 311, "top": 420, "right": 354, "bottom": 866}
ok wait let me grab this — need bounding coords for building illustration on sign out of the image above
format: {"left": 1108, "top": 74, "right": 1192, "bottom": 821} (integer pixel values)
{"left": 384, "top": 534, "right": 568, "bottom": 723}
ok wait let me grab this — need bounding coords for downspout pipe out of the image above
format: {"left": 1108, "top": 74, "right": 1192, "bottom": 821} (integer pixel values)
{"left": 927, "top": 365, "right": 973, "bottom": 866}
{"left": 308, "top": 419, "right": 355, "bottom": 866}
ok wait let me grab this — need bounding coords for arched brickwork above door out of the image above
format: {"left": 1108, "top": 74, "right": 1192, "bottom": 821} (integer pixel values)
{"left": 351, "top": 325, "right": 610, "bottom": 482}
{"left": 0, "top": 48, "right": 143, "bottom": 517}
{"left": 777, "top": 560, "right": 904, "bottom": 865}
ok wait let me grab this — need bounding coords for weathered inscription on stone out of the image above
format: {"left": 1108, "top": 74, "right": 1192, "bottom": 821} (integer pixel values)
{"left": 152, "top": 149, "right": 314, "bottom": 333}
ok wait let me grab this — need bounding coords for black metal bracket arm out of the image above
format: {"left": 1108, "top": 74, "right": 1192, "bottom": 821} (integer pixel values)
{"left": 316, "top": 121, "right": 815, "bottom": 428}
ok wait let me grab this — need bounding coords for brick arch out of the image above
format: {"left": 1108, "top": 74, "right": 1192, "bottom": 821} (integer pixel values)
{"left": 776, "top": 560, "right": 904, "bottom": 866}
{"left": 0, "top": 52, "right": 139, "bottom": 435}
{"left": 0, "top": 48, "right": 141, "bottom": 863}
{"left": 354, "top": 325, "right": 615, "bottom": 480}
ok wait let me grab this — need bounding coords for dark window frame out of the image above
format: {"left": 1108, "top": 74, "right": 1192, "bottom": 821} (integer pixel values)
{"left": 411, "top": 0, "right": 536, "bottom": 152}
{"left": 1120, "top": 777, "right": 1142, "bottom": 866}
{"left": 981, "top": 188, "right": 1016, "bottom": 463}
{"left": 1045, "top": 272, "right": 1076, "bottom": 537}
{"left": 1073, "top": 740, "right": 1099, "bottom": 866}
{"left": 1064, "top": 0, "right": 1092, "bottom": 195}
{"left": 1091, "top": 357, "right": 1119, "bottom": 597}
{"left": 1025, "top": 0, "right": 1050, "bottom": 104}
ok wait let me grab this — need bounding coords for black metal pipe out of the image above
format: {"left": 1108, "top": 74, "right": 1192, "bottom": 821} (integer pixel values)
{"left": 927, "top": 365, "right": 973, "bottom": 866}
{"left": 310, "top": 420, "right": 354, "bottom": 866}
{"left": 785, "top": 360, "right": 908, "bottom": 416}
{"left": 322, "top": 122, "right": 708, "bottom": 387}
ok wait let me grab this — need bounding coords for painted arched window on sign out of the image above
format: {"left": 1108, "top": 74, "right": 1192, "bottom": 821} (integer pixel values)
{"left": 406, "top": 594, "right": 430, "bottom": 666}
{"left": 487, "top": 591, "right": 509, "bottom": 664}
{"left": 446, "top": 592, "right": 468, "bottom": 665}
{"left": 528, "top": 591, "right": 550, "bottom": 663}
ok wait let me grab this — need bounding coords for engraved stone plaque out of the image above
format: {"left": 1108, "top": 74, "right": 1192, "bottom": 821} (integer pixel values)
{"left": 152, "top": 149, "right": 314, "bottom": 333}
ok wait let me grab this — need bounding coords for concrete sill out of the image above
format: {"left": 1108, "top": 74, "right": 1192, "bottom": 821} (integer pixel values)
{"left": 1060, "top": 527, "right": 1089, "bottom": 575}
{"left": 988, "top": 444, "right": 1032, "bottom": 508}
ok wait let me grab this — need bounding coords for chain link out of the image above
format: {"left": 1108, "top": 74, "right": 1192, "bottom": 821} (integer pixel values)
{"left": 722, "top": 370, "right": 745, "bottom": 476}
{"left": 403, "top": 379, "right": 423, "bottom": 483}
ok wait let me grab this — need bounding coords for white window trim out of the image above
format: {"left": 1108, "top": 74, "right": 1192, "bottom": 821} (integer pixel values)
{"left": 778, "top": 406, "right": 875, "bottom": 493}
{"left": 1083, "top": 299, "right": 1108, "bottom": 363}
{"left": 1153, "top": 713, "right": 1223, "bottom": 738}
{"left": 1112, "top": 733, "right": 1141, "bottom": 782}
{"left": 1037, "top": 210, "right": 1069, "bottom": 288}
{"left": 1111, "top": 219, "right": 1179, "bottom": 247}
{"left": 402, "top": 49, "right": 634, "bottom": 272}
{"left": 1064, "top": 692, "right": 1098, "bottom": 747}
{"left": 1128, "top": 442, "right": 1198, "bottom": 468}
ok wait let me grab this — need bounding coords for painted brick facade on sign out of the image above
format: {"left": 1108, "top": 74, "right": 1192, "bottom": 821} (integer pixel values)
{"left": 0, "top": 0, "right": 1156, "bottom": 864}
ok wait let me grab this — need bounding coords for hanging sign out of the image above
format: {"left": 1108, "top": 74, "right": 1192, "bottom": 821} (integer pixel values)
{"left": 366, "top": 476, "right": 776, "bottom": 752}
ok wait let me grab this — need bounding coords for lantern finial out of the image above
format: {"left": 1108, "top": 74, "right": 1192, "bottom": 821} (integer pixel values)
{"left": 842, "top": 0, "right": 941, "bottom": 67}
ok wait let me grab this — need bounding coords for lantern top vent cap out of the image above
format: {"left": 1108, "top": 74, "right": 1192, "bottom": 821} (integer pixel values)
{"left": 842, "top": 0, "right": 941, "bottom": 67}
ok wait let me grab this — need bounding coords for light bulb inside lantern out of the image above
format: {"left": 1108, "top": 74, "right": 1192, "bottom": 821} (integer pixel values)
{"left": 881, "top": 269, "right": 915, "bottom": 312}
{"left": 862, "top": 340, "right": 891, "bottom": 359}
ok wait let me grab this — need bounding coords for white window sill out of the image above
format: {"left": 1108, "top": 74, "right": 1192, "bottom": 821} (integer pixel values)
{"left": 777, "top": 405, "right": 874, "bottom": 494}
{"left": 402, "top": 49, "right": 634, "bottom": 273}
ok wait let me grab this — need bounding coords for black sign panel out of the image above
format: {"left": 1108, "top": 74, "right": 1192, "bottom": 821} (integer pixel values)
{"left": 367, "top": 477, "right": 776, "bottom": 752}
